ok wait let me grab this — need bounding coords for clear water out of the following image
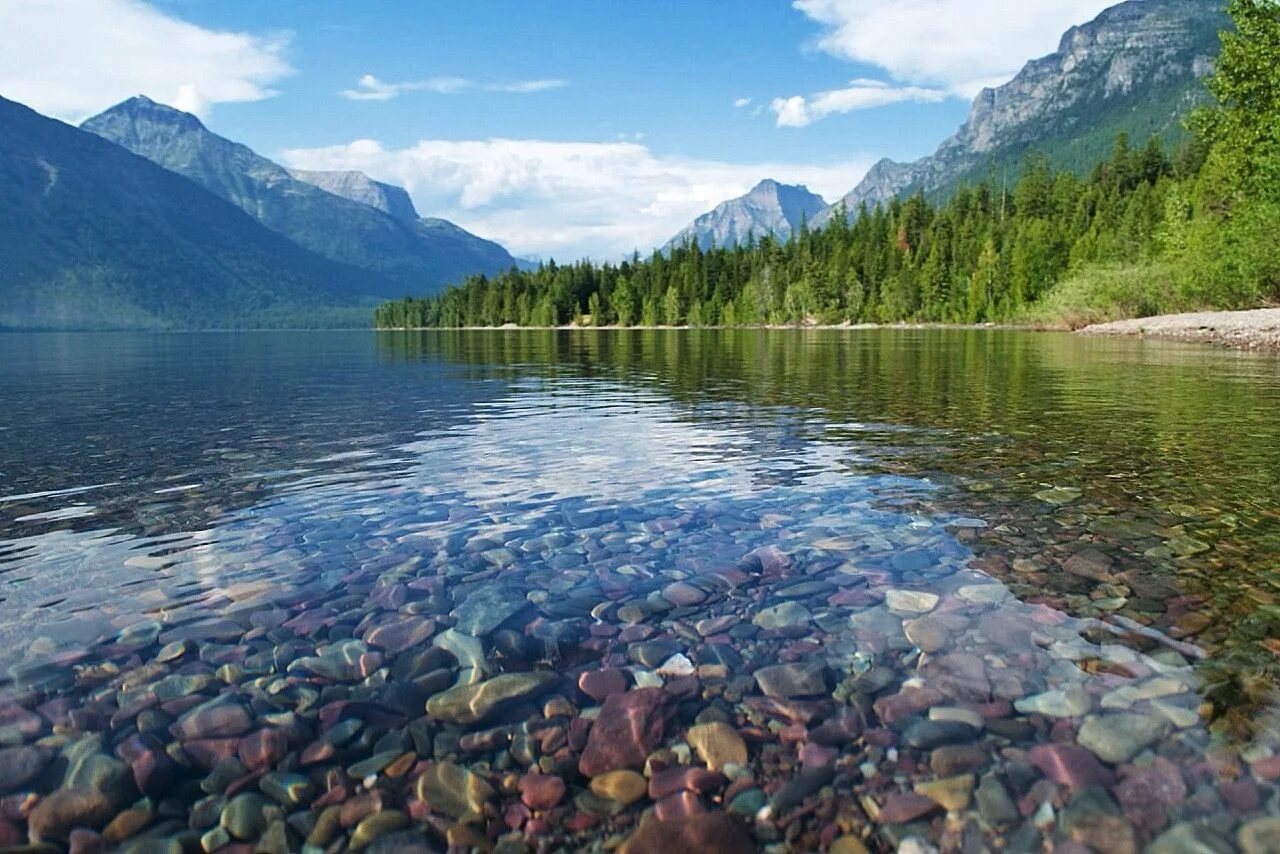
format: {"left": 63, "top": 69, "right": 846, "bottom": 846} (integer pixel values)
{"left": 3, "top": 329, "right": 1280, "bottom": 850}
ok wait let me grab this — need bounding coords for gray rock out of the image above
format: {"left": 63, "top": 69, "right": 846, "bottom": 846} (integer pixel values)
{"left": 753, "top": 663, "right": 828, "bottom": 698}
{"left": 1076, "top": 713, "right": 1169, "bottom": 763}
{"left": 452, "top": 586, "right": 526, "bottom": 637}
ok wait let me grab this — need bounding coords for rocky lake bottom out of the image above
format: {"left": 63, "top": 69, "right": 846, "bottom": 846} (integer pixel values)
{"left": 3, "top": 329, "right": 1280, "bottom": 854}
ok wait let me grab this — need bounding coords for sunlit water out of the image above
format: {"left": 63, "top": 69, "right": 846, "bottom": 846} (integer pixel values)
{"left": 2, "top": 330, "right": 1280, "bottom": 851}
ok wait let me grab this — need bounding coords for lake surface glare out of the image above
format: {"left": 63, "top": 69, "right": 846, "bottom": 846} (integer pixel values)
{"left": 3, "top": 329, "right": 1280, "bottom": 852}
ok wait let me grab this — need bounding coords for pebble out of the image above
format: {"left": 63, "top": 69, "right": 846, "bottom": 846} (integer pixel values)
{"left": 618, "top": 813, "right": 755, "bottom": 854}
{"left": 579, "top": 688, "right": 672, "bottom": 777}
{"left": 915, "top": 774, "right": 975, "bottom": 811}
{"left": 1014, "top": 687, "right": 1093, "bottom": 718}
{"left": 415, "top": 761, "right": 494, "bottom": 819}
{"left": 1239, "top": 818, "right": 1280, "bottom": 854}
{"left": 1077, "top": 713, "right": 1169, "bottom": 763}
{"left": 426, "top": 671, "right": 558, "bottom": 724}
{"left": 752, "top": 601, "right": 811, "bottom": 629}
{"left": 590, "top": 770, "right": 648, "bottom": 806}
{"left": 753, "top": 663, "right": 827, "bottom": 698}
{"left": 885, "top": 590, "right": 940, "bottom": 614}
{"left": 686, "top": 722, "right": 748, "bottom": 772}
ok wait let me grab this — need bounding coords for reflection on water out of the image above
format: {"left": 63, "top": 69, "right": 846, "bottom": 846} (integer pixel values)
{"left": 0, "top": 330, "right": 1278, "bottom": 851}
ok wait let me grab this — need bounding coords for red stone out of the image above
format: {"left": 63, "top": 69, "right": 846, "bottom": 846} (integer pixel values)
{"left": 578, "top": 688, "right": 672, "bottom": 777}
{"left": 238, "top": 728, "right": 289, "bottom": 771}
{"left": 654, "top": 790, "right": 706, "bottom": 821}
{"left": 181, "top": 737, "right": 239, "bottom": 770}
{"left": 1028, "top": 744, "right": 1115, "bottom": 790}
{"left": 648, "top": 767, "right": 725, "bottom": 800}
{"left": 519, "top": 773, "right": 566, "bottom": 811}
{"left": 618, "top": 813, "right": 755, "bottom": 854}
{"left": 579, "top": 669, "right": 630, "bottom": 702}
{"left": 877, "top": 792, "right": 940, "bottom": 824}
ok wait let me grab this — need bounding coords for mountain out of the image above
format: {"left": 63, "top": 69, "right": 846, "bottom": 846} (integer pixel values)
{"left": 0, "top": 96, "right": 386, "bottom": 329}
{"left": 815, "top": 0, "right": 1226, "bottom": 225}
{"left": 81, "top": 97, "right": 516, "bottom": 295}
{"left": 287, "top": 168, "right": 419, "bottom": 223}
{"left": 664, "top": 180, "right": 827, "bottom": 252}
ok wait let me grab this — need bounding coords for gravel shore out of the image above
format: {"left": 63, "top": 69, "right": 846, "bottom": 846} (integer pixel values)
{"left": 1078, "top": 308, "right": 1280, "bottom": 350}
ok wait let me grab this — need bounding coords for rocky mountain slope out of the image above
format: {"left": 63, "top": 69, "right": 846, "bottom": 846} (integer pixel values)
{"left": 664, "top": 179, "right": 826, "bottom": 252}
{"left": 287, "top": 168, "right": 420, "bottom": 223}
{"left": 0, "top": 96, "right": 386, "bottom": 329}
{"left": 82, "top": 97, "right": 516, "bottom": 294}
{"left": 815, "top": 0, "right": 1226, "bottom": 224}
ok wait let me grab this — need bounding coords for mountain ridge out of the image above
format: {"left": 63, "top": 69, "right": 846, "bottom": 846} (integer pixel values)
{"left": 0, "top": 95, "right": 386, "bottom": 329}
{"left": 813, "top": 0, "right": 1225, "bottom": 225}
{"left": 82, "top": 97, "right": 517, "bottom": 295}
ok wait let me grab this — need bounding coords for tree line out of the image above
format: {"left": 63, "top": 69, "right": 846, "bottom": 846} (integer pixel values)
{"left": 375, "top": 0, "right": 1278, "bottom": 330}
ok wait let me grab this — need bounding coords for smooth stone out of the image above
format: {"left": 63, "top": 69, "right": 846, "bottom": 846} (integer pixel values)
{"left": 877, "top": 792, "right": 940, "bottom": 824}
{"left": 28, "top": 789, "right": 114, "bottom": 842}
{"left": 830, "top": 837, "right": 870, "bottom": 854}
{"left": 628, "top": 641, "right": 682, "bottom": 668}
{"left": 0, "top": 745, "right": 48, "bottom": 793}
{"left": 885, "top": 590, "right": 939, "bottom": 614}
{"left": 1077, "top": 713, "right": 1169, "bottom": 763}
{"left": 770, "top": 764, "right": 834, "bottom": 814}
{"left": 1239, "top": 818, "right": 1280, "bottom": 854}
{"left": 1014, "top": 687, "right": 1093, "bottom": 718}
{"left": 901, "top": 719, "right": 978, "bottom": 751}
{"left": 915, "top": 774, "right": 975, "bottom": 811}
{"left": 220, "top": 792, "right": 268, "bottom": 841}
{"left": 579, "top": 688, "right": 672, "bottom": 777}
{"left": 350, "top": 810, "right": 410, "bottom": 851}
{"left": 687, "top": 722, "right": 748, "bottom": 772}
{"left": 518, "top": 773, "right": 566, "bottom": 810}
{"left": 171, "top": 702, "right": 252, "bottom": 741}
{"left": 752, "top": 601, "right": 811, "bottom": 630}
{"left": 433, "top": 629, "right": 489, "bottom": 683}
{"left": 1063, "top": 548, "right": 1114, "bottom": 582}
{"left": 590, "top": 770, "right": 648, "bottom": 806}
{"left": 753, "top": 663, "right": 828, "bottom": 698}
{"left": 618, "top": 813, "right": 755, "bottom": 854}
{"left": 904, "top": 618, "right": 950, "bottom": 652}
{"left": 662, "top": 582, "right": 707, "bottom": 608}
{"left": 259, "top": 772, "right": 314, "bottom": 809}
{"left": 63, "top": 753, "right": 133, "bottom": 810}
{"left": 930, "top": 745, "right": 989, "bottom": 777}
{"left": 1148, "top": 822, "right": 1235, "bottom": 854}
{"left": 975, "top": 773, "right": 1019, "bottom": 825}
{"left": 426, "top": 672, "right": 558, "bottom": 724}
{"left": 579, "top": 669, "right": 630, "bottom": 702}
{"left": 727, "top": 788, "right": 767, "bottom": 816}
{"left": 451, "top": 586, "right": 525, "bottom": 636}
{"left": 414, "top": 761, "right": 495, "bottom": 819}
{"left": 956, "top": 584, "right": 1010, "bottom": 605}
{"left": 1028, "top": 744, "right": 1115, "bottom": 790}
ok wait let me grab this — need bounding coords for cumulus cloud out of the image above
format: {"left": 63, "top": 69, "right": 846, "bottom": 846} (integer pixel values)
{"left": 733, "top": 97, "right": 753, "bottom": 108}
{"left": 0, "top": 0, "right": 291, "bottom": 122}
{"left": 281, "top": 138, "right": 874, "bottom": 261}
{"left": 792, "top": 0, "right": 1116, "bottom": 97}
{"left": 340, "top": 74, "right": 567, "bottom": 101}
{"left": 770, "top": 78, "right": 946, "bottom": 128}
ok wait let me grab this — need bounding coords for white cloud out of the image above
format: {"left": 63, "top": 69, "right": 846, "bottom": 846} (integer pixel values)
{"left": 793, "top": 0, "right": 1116, "bottom": 97}
{"left": 771, "top": 78, "right": 947, "bottom": 128}
{"left": 281, "top": 138, "right": 874, "bottom": 260}
{"left": 340, "top": 74, "right": 567, "bottom": 101}
{"left": 734, "top": 97, "right": 753, "bottom": 109}
{"left": 0, "top": 0, "right": 291, "bottom": 122}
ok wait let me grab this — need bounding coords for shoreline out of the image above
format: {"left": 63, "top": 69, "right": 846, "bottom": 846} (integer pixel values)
{"left": 1077, "top": 308, "right": 1280, "bottom": 351}
{"left": 378, "top": 309, "right": 1280, "bottom": 352}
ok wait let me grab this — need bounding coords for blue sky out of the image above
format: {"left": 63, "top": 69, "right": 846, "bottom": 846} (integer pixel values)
{"left": 0, "top": 0, "right": 1117, "bottom": 259}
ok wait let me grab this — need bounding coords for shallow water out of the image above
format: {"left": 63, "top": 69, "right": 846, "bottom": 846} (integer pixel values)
{"left": 2, "top": 329, "right": 1280, "bottom": 852}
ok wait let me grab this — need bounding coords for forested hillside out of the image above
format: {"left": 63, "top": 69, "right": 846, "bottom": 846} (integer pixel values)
{"left": 376, "top": 0, "right": 1277, "bottom": 331}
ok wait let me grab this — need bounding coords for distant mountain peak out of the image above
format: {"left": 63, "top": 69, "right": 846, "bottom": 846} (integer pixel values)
{"left": 663, "top": 179, "right": 826, "bottom": 252}
{"left": 82, "top": 99, "right": 517, "bottom": 294}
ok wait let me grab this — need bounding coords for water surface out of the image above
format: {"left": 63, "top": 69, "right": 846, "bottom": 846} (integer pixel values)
{"left": 2, "top": 330, "right": 1280, "bottom": 852}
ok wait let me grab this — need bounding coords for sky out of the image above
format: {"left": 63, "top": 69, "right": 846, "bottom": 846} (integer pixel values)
{"left": 0, "top": 0, "right": 1119, "bottom": 261}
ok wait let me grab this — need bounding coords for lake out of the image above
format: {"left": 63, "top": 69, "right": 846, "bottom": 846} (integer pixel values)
{"left": 3, "top": 329, "right": 1280, "bottom": 851}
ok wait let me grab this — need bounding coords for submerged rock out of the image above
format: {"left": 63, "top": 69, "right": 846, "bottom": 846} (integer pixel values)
{"left": 579, "top": 688, "right": 673, "bottom": 777}
{"left": 426, "top": 672, "right": 558, "bottom": 724}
